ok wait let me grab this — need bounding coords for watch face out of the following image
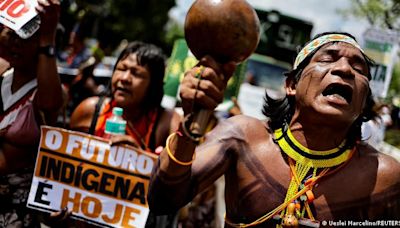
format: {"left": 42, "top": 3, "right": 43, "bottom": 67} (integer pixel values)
{"left": 48, "top": 46, "right": 55, "bottom": 55}
{"left": 39, "top": 45, "right": 56, "bottom": 57}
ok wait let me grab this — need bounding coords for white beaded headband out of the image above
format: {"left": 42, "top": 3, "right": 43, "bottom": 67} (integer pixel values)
{"left": 293, "top": 34, "right": 364, "bottom": 70}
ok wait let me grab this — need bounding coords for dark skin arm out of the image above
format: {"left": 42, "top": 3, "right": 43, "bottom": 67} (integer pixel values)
{"left": 153, "top": 108, "right": 182, "bottom": 147}
{"left": 33, "top": 0, "right": 71, "bottom": 224}
{"left": 0, "top": 0, "right": 62, "bottom": 173}
{"left": 69, "top": 96, "right": 104, "bottom": 133}
{"left": 149, "top": 51, "right": 400, "bottom": 221}
{"left": 148, "top": 56, "right": 237, "bottom": 213}
{"left": 34, "top": 0, "right": 63, "bottom": 125}
{"left": 149, "top": 116, "right": 240, "bottom": 214}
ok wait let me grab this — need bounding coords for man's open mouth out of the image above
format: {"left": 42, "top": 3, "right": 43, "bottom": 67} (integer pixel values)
{"left": 322, "top": 83, "right": 353, "bottom": 104}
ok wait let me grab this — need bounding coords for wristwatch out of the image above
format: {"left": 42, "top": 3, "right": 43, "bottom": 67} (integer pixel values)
{"left": 38, "top": 45, "right": 56, "bottom": 57}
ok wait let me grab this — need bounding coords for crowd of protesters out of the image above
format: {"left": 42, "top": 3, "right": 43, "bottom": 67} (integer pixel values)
{"left": 1, "top": 2, "right": 400, "bottom": 228}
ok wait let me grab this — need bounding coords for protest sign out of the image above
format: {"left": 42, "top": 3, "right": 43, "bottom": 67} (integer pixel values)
{"left": 27, "top": 126, "right": 157, "bottom": 228}
{"left": 363, "top": 27, "right": 399, "bottom": 98}
{"left": 0, "top": 0, "right": 38, "bottom": 31}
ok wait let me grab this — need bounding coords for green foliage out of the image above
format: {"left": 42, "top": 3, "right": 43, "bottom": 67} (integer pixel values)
{"left": 385, "top": 128, "right": 400, "bottom": 148}
{"left": 343, "top": 0, "right": 400, "bottom": 29}
{"left": 164, "top": 21, "right": 185, "bottom": 45}
{"left": 388, "top": 62, "right": 400, "bottom": 99}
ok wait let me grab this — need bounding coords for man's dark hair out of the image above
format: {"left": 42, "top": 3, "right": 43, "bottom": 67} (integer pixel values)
{"left": 107, "top": 41, "right": 166, "bottom": 112}
{"left": 262, "top": 32, "right": 376, "bottom": 147}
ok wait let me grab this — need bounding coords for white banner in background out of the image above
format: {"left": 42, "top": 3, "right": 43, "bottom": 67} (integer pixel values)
{"left": 363, "top": 27, "right": 399, "bottom": 98}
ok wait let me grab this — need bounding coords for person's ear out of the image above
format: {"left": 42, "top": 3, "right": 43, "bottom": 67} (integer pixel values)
{"left": 285, "top": 77, "right": 296, "bottom": 96}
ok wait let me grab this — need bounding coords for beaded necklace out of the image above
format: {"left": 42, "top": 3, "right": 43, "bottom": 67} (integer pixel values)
{"left": 224, "top": 127, "right": 356, "bottom": 228}
{"left": 274, "top": 127, "right": 355, "bottom": 227}
{"left": 274, "top": 127, "right": 352, "bottom": 168}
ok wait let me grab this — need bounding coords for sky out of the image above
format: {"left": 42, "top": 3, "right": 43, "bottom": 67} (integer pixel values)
{"left": 169, "top": 0, "right": 371, "bottom": 44}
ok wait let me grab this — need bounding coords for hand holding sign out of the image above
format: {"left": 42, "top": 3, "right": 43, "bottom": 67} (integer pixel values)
{"left": 0, "top": 0, "right": 60, "bottom": 39}
{"left": 27, "top": 126, "right": 158, "bottom": 228}
{"left": 35, "top": 0, "right": 60, "bottom": 44}
{"left": 182, "top": 0, "right": 260, "bottom": 136}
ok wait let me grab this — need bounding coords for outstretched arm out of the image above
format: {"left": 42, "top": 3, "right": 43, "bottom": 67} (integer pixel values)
{"left": 148, "top": 56, "right": 236, "bottom": 214}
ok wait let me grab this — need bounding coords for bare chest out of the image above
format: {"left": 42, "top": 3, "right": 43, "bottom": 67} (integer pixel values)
{"left": 224, "top": 143, "right": 382, "bottom": 224}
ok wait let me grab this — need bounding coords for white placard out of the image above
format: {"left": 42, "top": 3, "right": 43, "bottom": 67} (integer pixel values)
{"left": 363, "top": 27, "right": 399, "bottom": 98}
{"left": 27, "top": 126, "right": 157, "bottom": 228}
{"left": 0, "top": 0, "right": 38, "bottom": 31}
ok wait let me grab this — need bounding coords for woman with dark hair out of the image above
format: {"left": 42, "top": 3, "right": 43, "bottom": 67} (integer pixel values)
{"left": 70, "top": 41, "right": 181, "bottom": 152}
{"left": 148, "top": 32, "right": 400, "bottom": 226}
{"left": 69, "top": 41, "right": 181, "bottom": 227}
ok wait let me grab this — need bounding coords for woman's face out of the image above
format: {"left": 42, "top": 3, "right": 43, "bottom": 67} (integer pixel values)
{"left": 111, "top": 53, "right": 151, "bottom": 108}
{"left": 0, "top": 25, "right": 39, "bottom": 68}
{"left": 289, "top": 42, "right": 370, "bottom": 125}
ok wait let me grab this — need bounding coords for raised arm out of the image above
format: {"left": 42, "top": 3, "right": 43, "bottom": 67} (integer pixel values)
{"left": 148, "top": 56, "right": 236, "bottom": 214}
{"left": 34, "top": 0, "right": 63, "bottom": 124}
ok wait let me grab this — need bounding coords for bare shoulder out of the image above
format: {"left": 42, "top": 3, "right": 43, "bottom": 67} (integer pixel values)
{"left": 208, "top": 114, "right": 270, "bottom": 142}
{"left": 376, "top": 148, "right": 400, "bottom": 186}
{"left": 226, "top": 114, "right": 268, "bottom": 132}
{"left": 69, "top": 96, "right": 108, "bottom": 132}
{"left": 359, "top": 143, "right": 400, "bottom": 192}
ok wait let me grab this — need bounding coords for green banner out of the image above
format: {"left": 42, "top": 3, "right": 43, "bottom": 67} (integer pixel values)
{"left": 224, "top": 61, "right": 247, "bottom": 101}
{"left": 164, "top": 39, "right": 196, "bottom": 97}
{"left": 164, "top": 39, "right": 247, "bottom": 102}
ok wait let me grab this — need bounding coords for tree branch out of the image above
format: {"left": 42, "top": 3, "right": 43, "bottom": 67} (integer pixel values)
{"left": 384, "top": 10, "right": 393, "bottom": 29}
{"left": 355, "top": 0, "right": 375, "bottom": 25}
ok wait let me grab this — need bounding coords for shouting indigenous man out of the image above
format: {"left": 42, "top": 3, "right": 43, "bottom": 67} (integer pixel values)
{"left": 148, "top": 32, "right": 400, "bottom": 227}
